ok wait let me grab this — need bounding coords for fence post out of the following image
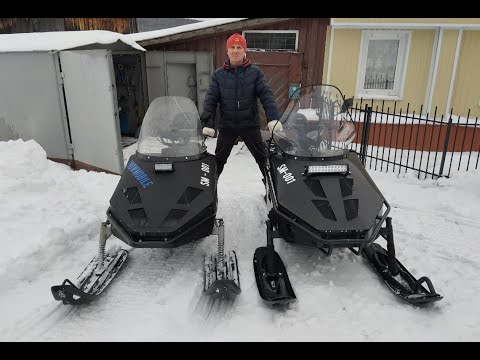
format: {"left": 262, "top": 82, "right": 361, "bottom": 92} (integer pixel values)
{"left": 439, "top": 115, "right": 453, "bottom": 177}
{"left": 360, "top": 105, "right": 372, "bottom": 166}
{"left": 359, "top": 106, "right": 365, "bottom": 161}
{"left": 359, "top": 105, "right": 366, "bottom": 164}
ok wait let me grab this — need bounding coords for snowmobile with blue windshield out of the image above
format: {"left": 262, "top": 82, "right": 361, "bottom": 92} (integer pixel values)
{"left": 51, "top": 96, "right": 240, "bottom": 305}
{"left": 253, "top": 84, "right": 442, "bottom": 306}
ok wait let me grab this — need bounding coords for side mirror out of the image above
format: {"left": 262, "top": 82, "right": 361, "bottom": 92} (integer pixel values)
{"left": 341, "top": 97, "right": 354, "bottom": 113}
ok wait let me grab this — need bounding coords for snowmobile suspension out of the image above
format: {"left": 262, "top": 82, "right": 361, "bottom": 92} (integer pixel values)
{"left": 203, "top": 218, "right": 241, "bottom": 298}
{"left": 97, "top": 221, "right": 112, "bottom": 271}
{"left": 216, "top": 218, "right": 225, "bottom": 277}
{"left": 378, "top": 217, "right": 399, "bottom": 276}
{"left": 266, "top": 220, "right": 276, "bottom": 275}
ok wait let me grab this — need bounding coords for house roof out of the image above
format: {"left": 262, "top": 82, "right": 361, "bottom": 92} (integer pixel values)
{"left": 0, "top": 30, "right": 146, "bottom": 53}
{"left": 125, "top": 18, "right": 294, "bottom": 47}
{"left": 136, "top": 18, "right": 201, "bottom": 32}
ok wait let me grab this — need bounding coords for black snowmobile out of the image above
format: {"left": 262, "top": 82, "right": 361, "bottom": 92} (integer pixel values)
{"left": 51, "top": 96, "right": 240, "bottom": 305}
{"left": 253, "top": 84, "right": 442, "bottom": 306}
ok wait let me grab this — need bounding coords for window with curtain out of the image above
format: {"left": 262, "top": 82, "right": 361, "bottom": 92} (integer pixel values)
{"left": 356, "top": 30, "right": 411, "bottom": 100}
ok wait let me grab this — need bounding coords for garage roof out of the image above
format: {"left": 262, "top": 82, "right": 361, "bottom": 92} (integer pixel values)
{"left": 125, "top": 18, "right": 293, "bottom": 47}
{"left": 0, "top": 30, "right": 146, "bottom": 53}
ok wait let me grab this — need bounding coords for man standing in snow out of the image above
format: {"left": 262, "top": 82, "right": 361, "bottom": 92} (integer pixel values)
{"left": 200, "top": 33, "right": 282, "bottom": 178}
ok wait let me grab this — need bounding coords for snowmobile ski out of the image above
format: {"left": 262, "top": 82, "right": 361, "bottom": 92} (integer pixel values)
{"left": 253, "top": 220, "right": 296, "bottom": 305}
{"left": 51, "top": 221, "right": 128, "bottom": 305}
{"left": 51, "top": 248, "right": 128, "bottom": 305}
{"left": 363, "top": 242, "right": 442, "bottom": 305}
{"left": 204, "top": 251, "right": 241, "bottom": 300}
{"left": 204, "top": 219, "right": 241, "bottom": 300}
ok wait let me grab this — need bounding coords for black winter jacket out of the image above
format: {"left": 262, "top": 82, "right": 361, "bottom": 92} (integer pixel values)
{"left": 201, "top": 58, "right": 279, "bottom": 130}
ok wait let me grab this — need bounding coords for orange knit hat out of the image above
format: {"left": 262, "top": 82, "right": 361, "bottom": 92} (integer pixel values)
{"left": 226, "top": 33, "right": 247, "bottom": 51}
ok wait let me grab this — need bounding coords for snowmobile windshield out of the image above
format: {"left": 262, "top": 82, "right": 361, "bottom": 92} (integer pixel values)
{"left": 136, "top": 96, "right": 204, "bottom": 158}
{"left": 274, "top": 84, "right": 357, "bottom": 158}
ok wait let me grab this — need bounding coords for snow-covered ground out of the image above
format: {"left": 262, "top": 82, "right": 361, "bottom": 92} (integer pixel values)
{"left": 0, "top": 138, "right": 479, "bottom": 341}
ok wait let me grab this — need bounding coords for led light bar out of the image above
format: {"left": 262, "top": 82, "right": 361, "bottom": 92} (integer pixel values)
{"left": 304, "top": 164, "right": 349, "bottom": 175}
{"left": 154, "top": 162, "right": 174, "bottom": 172}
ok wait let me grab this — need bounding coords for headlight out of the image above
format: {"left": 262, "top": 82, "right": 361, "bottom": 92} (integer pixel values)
{"left": 154, "top": 162, "right": 174, "bottom": 172}
{"left": 304, "top": 164, "right": 349, "bottom": 175}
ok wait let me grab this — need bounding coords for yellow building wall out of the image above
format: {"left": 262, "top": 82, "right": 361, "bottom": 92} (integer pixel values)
{"left": 325, "top": 29, "right": 361, "bottom": 99}
{"left": 325, "top": 28, "right": 435, "bottom": 113}
{"left": 452, "top": 30, "right": 480, "bottom": 117}
{"left": 334, "top": 18, "right": 480, "bottom": 25}
{"left": 431, "top": 30, "right": 458, "bottom": 115}
{"left": 325, "top": 20, "right": 480, "bottom": 118}
{"left": 400, "top": 30, "right": 435, "bottom": 113}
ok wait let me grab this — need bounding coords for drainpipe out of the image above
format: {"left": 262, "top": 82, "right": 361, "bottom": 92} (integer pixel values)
{"left": 424, "top": 27, "right": 442, "bottom": 116}
{"left": 445, "top": 29, "right": 463, "bottom": 117}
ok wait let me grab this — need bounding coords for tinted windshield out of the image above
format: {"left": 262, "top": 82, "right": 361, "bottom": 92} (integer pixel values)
{"left": 137, "top": 96, "right": 204, "bottom": 158}
{"left": 273, "top": 85, "right": 357, "bottom": 157}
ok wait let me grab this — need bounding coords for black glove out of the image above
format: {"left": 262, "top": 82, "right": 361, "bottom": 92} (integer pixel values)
{"left": 200, "top": 111, "right": 211, "bottom": 125}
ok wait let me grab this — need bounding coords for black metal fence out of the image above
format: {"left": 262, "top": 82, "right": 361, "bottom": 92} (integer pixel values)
{"left": 349, "top": 100, "right": 480, "bottom": 179}
{"left": 364, "top": 75, "right": 394, "bottom": 90}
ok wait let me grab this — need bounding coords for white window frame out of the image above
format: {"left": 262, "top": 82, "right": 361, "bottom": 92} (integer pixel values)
{"left": 241, "top": 30, "right": 299, "bottom": 51}
{"left": 355, "top": 30, "right": 411, "bottom": 100}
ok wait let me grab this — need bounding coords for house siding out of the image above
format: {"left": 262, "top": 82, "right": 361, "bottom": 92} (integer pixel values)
{"left": 452, "top": 30, "right": 480, "bottom": 116}
{"left": 0, "top": 18, "right": 137, "bottom": 34}
{"left": 142, "top": 18, "right": 329, "bottom": 127}
{"left": 325, "top": 24, "right": 480, "bottom": 117}
{"left": 325, "top": 29, "right": 360, "bottom": 98}
{"left": 402, "top": 30, "right": 435, "bottom": 113}
{"left": 64, "top": 18, "right": 137, "bottom": 34}
{"left": 150, "top": 18, "right": 329, "bottom": 86}
{"left": 0, "top": 18, "right": 64, "bottom": 33}
{"left": 326, "top": 29, "right": 435, "bottom": 112}
{"left": 334, "top": 18, "right": 480, "bottom": 25}
{"left": 432, "top": 30, "right": 458, "bottom": 115}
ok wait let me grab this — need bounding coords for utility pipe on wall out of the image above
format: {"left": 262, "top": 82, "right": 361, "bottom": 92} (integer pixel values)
{"left": 445, "top": 29, "right": 463, "bottom": 117}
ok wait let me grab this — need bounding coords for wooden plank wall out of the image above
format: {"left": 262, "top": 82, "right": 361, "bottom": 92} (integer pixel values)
{"left": 64, "top": 18, "right": 137, "bottom": 33}
{"left": 143, "top": 18, "right": 329, "bottom": 129}
{"left": 0, "top": 18, "right": 64, "bottom": 33}
{"left": 149, "top": 18, "right": 329, "bottom": 85}
{"left": 0, "top": 18, "right": 137, "bottom": 34}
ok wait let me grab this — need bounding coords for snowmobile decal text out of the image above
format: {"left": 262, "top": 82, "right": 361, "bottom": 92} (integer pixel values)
{"left": 277, "top": 164, "right": 297, "bottom": 184}
{"left": 127, "top": 161, "right": 154, "bottom": 188}
{"left": 200, "top": 162, "right": 210, "bottom": 187}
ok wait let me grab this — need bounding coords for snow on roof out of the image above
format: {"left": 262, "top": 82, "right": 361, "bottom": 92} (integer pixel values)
{"left": 0, "top": 30, "right": 146, "bottom": 53}
{"left": 125, "top": 18, "right": 248, "bottom": 42}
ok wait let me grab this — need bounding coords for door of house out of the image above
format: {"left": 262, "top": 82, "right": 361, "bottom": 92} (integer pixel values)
{"left": 247, "top": 52, "right": 303, "bottom": 127}
{"left": 60, "top": 49, "right": 124, "bottom": 174}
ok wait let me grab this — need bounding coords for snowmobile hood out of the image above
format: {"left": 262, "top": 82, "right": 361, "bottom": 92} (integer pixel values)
{"left": 108, "top": 153, "right": 217, "bottom": 241}
{"left": 269, "top": 151, "right": 385, "bottom": 232}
